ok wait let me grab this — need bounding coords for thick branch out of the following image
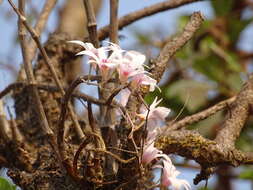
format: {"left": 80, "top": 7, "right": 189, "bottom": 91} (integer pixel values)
{"left": 155, "top": 130, "right": 248, "bottom": 167}
{"left": 150, "top": 12, "right": 204, "bottom": 83}
{"left": 215, "top": 75, "right": 253, "bottom": 147}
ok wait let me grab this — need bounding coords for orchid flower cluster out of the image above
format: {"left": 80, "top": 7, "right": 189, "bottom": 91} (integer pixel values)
{"left": 69, "top": 40, "right": 157, "bottom": 107}
{"left": 70, "top": 41, "right": 190, "bottom": 190}
{"left": 139, "top": 98, "right": 190, "bottom": 190}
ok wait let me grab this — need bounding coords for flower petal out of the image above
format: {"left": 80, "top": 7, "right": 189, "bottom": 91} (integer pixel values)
{"left": 119, "top": 88, "right": 131, "bottom": 107}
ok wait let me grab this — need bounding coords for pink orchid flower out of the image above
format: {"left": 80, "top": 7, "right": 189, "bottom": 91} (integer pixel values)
{"left": 141, "top": 141, "right": 162, "bottom": 164}
{"left": 69, "top": 40, "right": 121, "bottom": 80}
{"left": 141, "top": 138, "right": 173, "bottom": 164}
{"left": 131, "top": 72, "right": 157, "bottom": 92}
{"left": 117, "top": 51, "right": 146, "bottom": 83}
{"left": 160, "top": 159, "right": 191, "bottom": 190}
{"left": 138, "top": 97, "right": 171, "bottom": 130}
{"left": 119, "top": 88, "right": 131, "bottom": 107}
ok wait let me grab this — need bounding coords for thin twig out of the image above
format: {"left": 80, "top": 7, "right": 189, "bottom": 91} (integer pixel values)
{"left": 0, "top": 100, "right": 11, "bottom": 141}
{"left": 98, "top": 0, "right": 202, "bottom": 40}
{"left": 141, "top": 104, "right": 150, "bottom": 164}
{"left": 73, "top": 136, "right": 92, "bottom": 177}
{"left": 166, "top": 96, "right": 236, "bottom": 131}
{"left": 27, "top": 0, "right": 57, "bottom": 62}
{"left": 0, "top": 82, "right": 125, "bottom": 109}
{"left": 87, "top": 148, "right": 136, "bottom": 164}
{"left": 87, "top": 102, "right": 100, "bottom": 137}
{"left": 58, "top": 77, "right": 85, "bottom": 161}
{"left": 87, "top": 101, "right": 105, "bottom": 155}
{"left": 107, "top": 147, "right": 138, "bottom": 155}
{"left": 105, "top": 84, "right": 129, "bottom": 105}
{"left": 7, "top": 106, "right": 23, "bottom": 142}
{"left": 83, "top": 0, "right": 99, "bottom": 47}
{"left": 109, "top": 0, "right": 119, "bottom": 44}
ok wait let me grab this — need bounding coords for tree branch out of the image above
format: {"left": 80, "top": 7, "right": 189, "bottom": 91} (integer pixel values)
{"left": 109, "top": 0, "right": 119, "bottom": 44}
{"left": 166, "top": 96, "right": 236, "bottom": 131}
{"left": 0, "top": 81, "right": 125, "bottom": 109}
{"left": 83, "top": 0, "right": 99, "bottom": 47}
{"left": 215, "top": 75, "right": 253, "bottom": 147}
{"left": 98, "top": 0, "right": 203, "bottom": 40}
{"left": 150, "top": 12, "right": 204, "bottom": 83}
{"left": 27, "top": 0, "right": 57, "bottom": 62}
{"left": 0, "top": 100, "right": 11, "bottom": 142}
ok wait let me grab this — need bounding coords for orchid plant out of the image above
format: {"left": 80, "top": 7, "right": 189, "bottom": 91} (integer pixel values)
{"left": 70, "top": 41, "right": 190, "bottom": 190}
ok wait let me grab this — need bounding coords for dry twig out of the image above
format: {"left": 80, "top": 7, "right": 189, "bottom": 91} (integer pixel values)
{"left": 98, "top": 0, "right": 202, "bottom": 40}
{"left": 109, "top": 0, "right": 119, "bottom": 44}
{"left": 27, "top": 0, "right": 57, "bottom": 61}
{"left": 166, "top": 96, "right": 236, "bottom": 131}
{"left": 83, "top": 0, "right": 99, "bottom": 47}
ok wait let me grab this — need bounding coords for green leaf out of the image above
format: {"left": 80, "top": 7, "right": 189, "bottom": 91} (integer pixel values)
{"left": 0, "top": 177, "right": 16, "bottom": 190}
{"left": 228, "top": 18, "right": 253, "bottom": 44}
{"left": 165, "top": 80, "right": 212, "bottom": 112}
{"left": 210, "top": 43, "right": 241, "bottom": 72}
{"left": 193, "top": 55, "right": 224, "bottom": 82}
{"left": 239, "top": 169, "right": 253, "bottom": 180}
{"left": 211, "top": 0, "right": 234, "bottom": 16}
{"left": 226, "top": 73, "right": 243, "bottom": 92}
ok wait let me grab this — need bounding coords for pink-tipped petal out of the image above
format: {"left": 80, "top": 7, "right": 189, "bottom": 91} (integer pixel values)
{"left": 119, "top": 88, "right": 131, "bottom": 107}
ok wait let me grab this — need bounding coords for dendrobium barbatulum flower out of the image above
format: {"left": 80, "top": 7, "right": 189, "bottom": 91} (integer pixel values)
{"left": 141, "top": 141, "right": 162, "bottom": 164}
{"left": 138, "top": 97, "right": 171, "bottom": 130}
{"left": 131, "top": 72, "right": 157, "bottom": 92}
{"left": 70, "top": 40, "right": 158, "bottom": 90}
{"left": 117, "top": 51, "right": 145, "bottom": 83}
{"left": 69, "top": 40, "right": 120, "bottom": 80}
{"left": 159, "top": 160, "right": 191, "bottom": 190}
{"left": 140, "top": 97, "right": 190, "bottom": 190}
{"left": 119, "top": 88, "right": 131, "bottom": 107}
{"left": 141, "top": 141, "right": 173, "bottom": 164}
